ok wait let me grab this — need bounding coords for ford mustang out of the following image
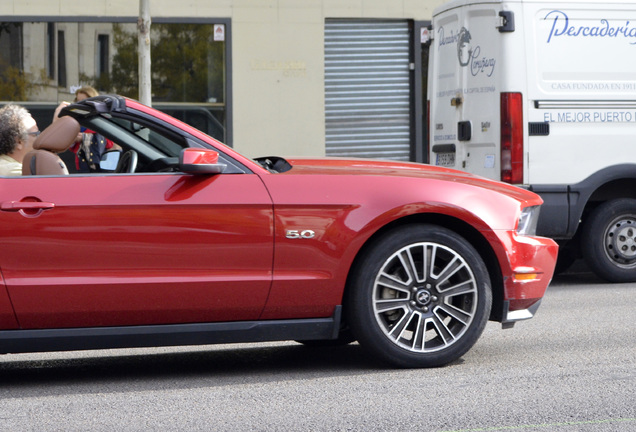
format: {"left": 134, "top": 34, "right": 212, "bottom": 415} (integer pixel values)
{"left": 0, "top": 95, "right": 558, "bottom": 368}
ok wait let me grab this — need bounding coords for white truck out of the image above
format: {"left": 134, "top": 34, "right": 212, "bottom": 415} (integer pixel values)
{"left": 428, "top": 0, "right": 636, "bottom": 282}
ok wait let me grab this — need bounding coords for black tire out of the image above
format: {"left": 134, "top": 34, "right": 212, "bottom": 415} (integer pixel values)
{"left": 581, "top": 198, "right": 636, "bottom": 282}
{"left": 554, "top": 239, "right": 580, "bottom": 275}
{"left": 347, "top": 224, "right": 492, "bottom": 368}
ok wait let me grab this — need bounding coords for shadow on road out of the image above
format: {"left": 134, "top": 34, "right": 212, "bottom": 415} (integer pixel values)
{"left": 551, "top": 259, "right": 607, "bottom": 286}
{"left": 0, "top": 341, "right": 396, "bottom": 396}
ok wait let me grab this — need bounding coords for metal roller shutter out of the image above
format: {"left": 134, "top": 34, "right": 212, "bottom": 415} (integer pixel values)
{"left": 325, "top": 20, "right": 412, "bottom": 161}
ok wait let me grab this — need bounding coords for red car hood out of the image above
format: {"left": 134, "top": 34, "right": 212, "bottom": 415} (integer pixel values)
{"left": 283, "top": 157, "right": 538, "bottom": 203}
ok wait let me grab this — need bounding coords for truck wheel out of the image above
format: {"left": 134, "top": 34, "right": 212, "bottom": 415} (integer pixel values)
{"left": 347, "top": 225, "right": 492, "bottom": 368}
{"left": 581, "top": 198, "right": 636, "bottom": 282}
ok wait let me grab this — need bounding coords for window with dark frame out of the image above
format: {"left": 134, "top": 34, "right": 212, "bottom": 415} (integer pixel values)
{"left": 57, "top": 30, "right": 66, "bottom": 88}
{"left": 97, "top": 34, "right": 109, "bottom": 76}
{"left": 47, "top": 23, "right": 55, "bottom": 79}
{"left": 0, "top": 19, "right": 231, "bottom": 146}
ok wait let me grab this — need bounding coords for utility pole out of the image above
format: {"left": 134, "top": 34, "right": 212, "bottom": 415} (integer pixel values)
{"left": 138, "top": 0, "right": 151, "bottom": 106}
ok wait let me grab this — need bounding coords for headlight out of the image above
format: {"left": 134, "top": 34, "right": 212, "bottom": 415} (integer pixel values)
{"left": 517, "top": 206, "right": 540, "bottom": 236}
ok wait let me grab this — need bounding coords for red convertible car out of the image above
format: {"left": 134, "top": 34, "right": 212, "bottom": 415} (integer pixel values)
{"left": 0, "top": 95, "right": 558, "bottom": 367}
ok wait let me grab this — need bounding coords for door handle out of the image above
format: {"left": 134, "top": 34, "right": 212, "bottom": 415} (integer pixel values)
{"left": 1, "top": 201, "right": 55, "bottom": 212}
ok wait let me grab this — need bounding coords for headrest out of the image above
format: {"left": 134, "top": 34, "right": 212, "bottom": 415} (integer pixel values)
{"left": 33, "top": 116, "right": 81, "bottom": 153}
{"left": 22, "top": 150, "right": 69, "bottom": 176}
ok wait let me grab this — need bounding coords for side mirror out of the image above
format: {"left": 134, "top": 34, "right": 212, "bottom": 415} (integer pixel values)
{"left": 179, "top": 148, "right": 226, "bottom": 174}
{"left": 99, "top": 150, "right": 121, "bottom": 172}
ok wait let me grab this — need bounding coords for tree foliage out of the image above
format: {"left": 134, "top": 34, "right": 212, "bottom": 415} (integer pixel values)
{"left": 0, "top": 22, "right": 30, "bottom": 100}
{"left": 0, "top": 63, "right": 29, "bottom": 100}
{"left": 0, "top": 21, "right": 225, "bottom": 104}
{"left": 96, "top": 23, "right": 225, "bottom": 103}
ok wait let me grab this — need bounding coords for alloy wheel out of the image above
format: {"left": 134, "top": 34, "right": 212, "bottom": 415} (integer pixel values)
{"left": 372, "top": 242, "right": 478, "bottom": 353}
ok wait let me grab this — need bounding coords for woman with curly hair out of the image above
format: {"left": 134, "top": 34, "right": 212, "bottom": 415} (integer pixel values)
{"left": 0, "top": 104, "right": 39, "bottom": 176}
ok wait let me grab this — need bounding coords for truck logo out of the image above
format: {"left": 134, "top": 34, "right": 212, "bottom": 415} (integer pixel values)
{"left": 545, "top": 10, "right": 636, "bottom": 45}
{"left": 457, "top": 28, "right": 472, "bottom": 66}
{"left": 438, "top": 26, "right": 496, "bottom": 77}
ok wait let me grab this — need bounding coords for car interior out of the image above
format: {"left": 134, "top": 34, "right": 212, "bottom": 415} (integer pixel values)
{"left": 21, "top": 107, "right": 249, "bottom": 176}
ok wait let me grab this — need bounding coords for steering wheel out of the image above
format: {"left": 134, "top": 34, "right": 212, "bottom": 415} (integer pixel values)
{"left": 115, "top": 150, "right": 138, "bottom": 173}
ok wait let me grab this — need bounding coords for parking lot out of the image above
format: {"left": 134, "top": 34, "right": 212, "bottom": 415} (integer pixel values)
{"left": 0, "top": 263, "right": 634, "bottom": 432}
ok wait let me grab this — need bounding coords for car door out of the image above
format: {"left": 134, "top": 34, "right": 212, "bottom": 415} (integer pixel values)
{"left": 0, "top": 172, "right": 273, "bottom": 329}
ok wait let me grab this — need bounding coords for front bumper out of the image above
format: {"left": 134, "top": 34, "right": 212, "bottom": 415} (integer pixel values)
{"left": 500, "top": 298, "right": 543, "bottom": 329}
{"left": 491, "top": 230, "right": 559, "bottom": 326}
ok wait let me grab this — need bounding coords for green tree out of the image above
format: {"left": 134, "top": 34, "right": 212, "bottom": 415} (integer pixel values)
{"left": 0, "top": 63, "right": 28, "bottom": 100}
{"left": 107, "top": 23, "right": 140, "bottom": 97}
{"left": 151, "top": 23, "right": 224, "bottom": 103}
{"left": 94, "top": 23, "right": 224, "bottom": 103}
{"left": 0, "top": 22, "right": 30, "bottom": 100}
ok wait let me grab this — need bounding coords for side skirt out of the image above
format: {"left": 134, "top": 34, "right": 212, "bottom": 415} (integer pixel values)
{"left": 0, "top": 306, "right": 342, "bottom": 355}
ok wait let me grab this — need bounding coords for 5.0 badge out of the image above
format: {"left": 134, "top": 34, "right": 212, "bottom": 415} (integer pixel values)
{"left": 285, "top": 229, "right": 315, "bottom": 239}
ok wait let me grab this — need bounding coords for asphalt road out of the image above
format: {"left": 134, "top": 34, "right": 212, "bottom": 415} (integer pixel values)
{"left": 0, "top": 264, "right": 634, "bottom": 432}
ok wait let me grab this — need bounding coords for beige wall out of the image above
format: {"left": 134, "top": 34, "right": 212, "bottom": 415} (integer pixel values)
{"left": 0, "top": 0, "right": 445, "bottom": 157}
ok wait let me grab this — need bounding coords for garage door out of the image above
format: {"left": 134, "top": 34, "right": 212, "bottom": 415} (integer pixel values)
{"left": 325, "top": 20, "right": 412, "bottom": 161}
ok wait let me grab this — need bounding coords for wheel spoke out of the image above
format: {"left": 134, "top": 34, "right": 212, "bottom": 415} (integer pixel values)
{"left": 377, "top": 272, "right": 411, "bottom": 294}
{"left": 427, "top": 245, "right": 439, "bottom": 279}
{"left": 397, "top": 250, "right": 417, "bottom": 284}
{"left": 428, "top": 314, "right": 454, "bottom": 346}
{"left": 421, "top": 245, "right": 431, "bottom": 283}
{"left": 432, "top": 255, "right": 465, "bottom": 285}
{"left": 375, "top": 297, "right": 410, "bottom": 314}
{"left": 437, "top": 303, "right": 473, "bottom": 326}
{"left": 438, "top": 279, "right": 476, "bottom": 297}
{"left": 402, "top": 312, "right": 426, "bottom": 350}
{"left": 413, "top": 314, "right": 426, "bottom": 350}
{"left": 388, "top": 309, "right": 417, "bottom": 338}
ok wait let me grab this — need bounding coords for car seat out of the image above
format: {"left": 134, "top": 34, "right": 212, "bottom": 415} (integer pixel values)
{"left": 22, "top": 116, "right": 81, "bottom": 175}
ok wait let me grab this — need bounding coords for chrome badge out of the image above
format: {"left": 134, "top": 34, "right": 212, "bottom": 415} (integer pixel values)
{"left": 285, "top": 229, "right": 315, "bottom": 239}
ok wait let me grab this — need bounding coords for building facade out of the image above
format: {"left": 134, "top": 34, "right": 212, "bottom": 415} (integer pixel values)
{"left": 0, "top": 0, "right": 443, "bottom": 161}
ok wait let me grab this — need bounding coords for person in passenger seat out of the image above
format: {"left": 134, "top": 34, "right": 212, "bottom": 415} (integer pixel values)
{"left": 53, "top": 86, "right": 120, "bottom": 172}
{"left": 0, "top": 104, "right": 39, "bottom": 176}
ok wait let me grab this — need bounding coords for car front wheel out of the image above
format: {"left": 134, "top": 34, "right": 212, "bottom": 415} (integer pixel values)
{"left": 347, "top": 225, "right": 492, "bottom": 368}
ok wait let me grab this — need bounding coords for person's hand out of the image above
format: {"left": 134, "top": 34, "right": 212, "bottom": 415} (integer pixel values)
{"left": 52, "top": 102, "right": 82, "bottom": 142}
{"left": 52, "top": 101, "right": 70, "bottom": 122}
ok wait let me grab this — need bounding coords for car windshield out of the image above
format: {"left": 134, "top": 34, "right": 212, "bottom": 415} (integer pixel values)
{"left": 84, "top": 115, "right": 184, "bottom": 160}
{"left": 109, "top": 117, "right": 186, "bottom": 157}
{"left": 70, "top": 111, "right": 249, "bottom": 175}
